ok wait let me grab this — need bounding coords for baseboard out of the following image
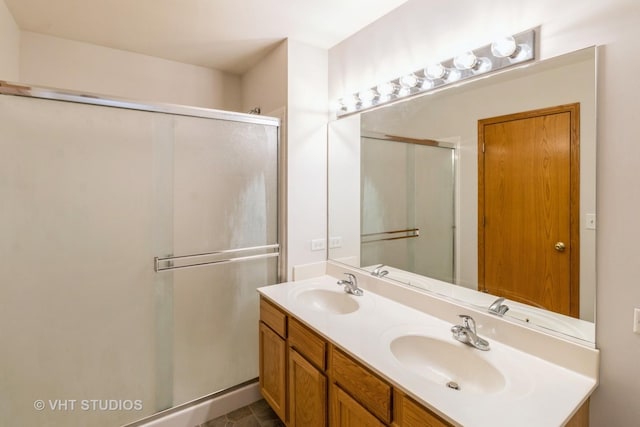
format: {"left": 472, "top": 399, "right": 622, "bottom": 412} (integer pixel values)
{"left": 126, "top": 380, "right": 262, "bottom": 427}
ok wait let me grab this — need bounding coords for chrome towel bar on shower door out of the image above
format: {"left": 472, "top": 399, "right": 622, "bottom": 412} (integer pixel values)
{"left": 361, "top": 228, "right": 420, "bottom": 244}
{"left": 154, "top": 244, "right": 280, "bottom": 272}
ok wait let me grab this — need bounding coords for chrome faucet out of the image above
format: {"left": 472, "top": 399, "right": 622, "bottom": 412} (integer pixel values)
{"left": 371, "top": 264, "right": 389, "bottom": 278}
{"left": 488, "top": 297, "right": 509, "bottom": 316}
{"left": 337, "top": 273, "right": 364, "bottom": 296}
{"left": 451, "top": 315, "right": 490, "bottom": 351}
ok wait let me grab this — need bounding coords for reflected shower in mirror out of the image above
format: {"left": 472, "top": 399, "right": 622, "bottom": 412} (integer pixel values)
{"left": 328, "top": 47, "right": 596, "bottom": 345}
{"left": 361, "top": 133, "right": 456, "bottom": 283}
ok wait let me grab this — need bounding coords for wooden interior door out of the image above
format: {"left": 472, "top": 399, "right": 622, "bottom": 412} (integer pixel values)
{"left": 478, "top": 104, "right": 580, "bottom": 317}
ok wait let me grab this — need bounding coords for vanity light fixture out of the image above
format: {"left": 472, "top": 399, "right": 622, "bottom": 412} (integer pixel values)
{"left": 336, "top": 28, "right": 536, "bottom": 117}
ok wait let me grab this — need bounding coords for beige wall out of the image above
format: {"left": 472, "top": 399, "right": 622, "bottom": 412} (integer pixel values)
{"left": 328, "top": 0, "right": 640, "bottom": 425}
{"left": 0, "top": 0, "right": 19, "bottom": 80}
{"left": 241, "top": 40, "right": 288, "bottom": 115}
{"left": 19, "top": 31, "right": 241, "bottom": 110}
{"left": 239, "top": 39, "right": 329, "bottom": 280}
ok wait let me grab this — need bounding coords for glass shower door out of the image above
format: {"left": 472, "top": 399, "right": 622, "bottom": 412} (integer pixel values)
{"left": 155, "top": 115, "right": 279, "bottom": 407}
{"left": 156, "top": 117, "right": 278, "bottom": 407}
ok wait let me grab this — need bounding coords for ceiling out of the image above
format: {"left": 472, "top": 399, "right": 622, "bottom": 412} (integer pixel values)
{"left": 5, "top": 0, "right": 408, "bottom": 75}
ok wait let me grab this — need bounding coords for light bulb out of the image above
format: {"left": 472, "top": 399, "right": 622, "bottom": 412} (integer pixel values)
{"left": 398, "top": 87, "right": 411, "bottom": 97}
{"left": 425, "top": 63, "right": 446, "bottom": 80}
{"left": 421, "top": 79, "right": 435, "bottom": 90}
{"left": 445, "top": 69, "right": 461, "bottom": 83}
{"left": 377, "top": 82, "right": 397, "bottom": 96}
{"left": 509, "top": 43, "right": 533, "bottom": 63}
{"left": 453, "top": 51, "right": 477, "bottom": 70}
{"left": 491, "top": 36, "right": 517, "bottom": 58}
{"left": 358, "top": 89, "right": 377, "bottom": 107}
{"left": 399, "top": 73, "right": 419, "bottom": 88}
{"left": 471, "top": 57, "right": 493, "bottom": 75}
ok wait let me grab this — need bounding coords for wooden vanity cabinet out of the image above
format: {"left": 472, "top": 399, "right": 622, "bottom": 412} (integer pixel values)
{"left": 259, "top": 298, "right": 287, "bottom": 422}
{"left": 258, "top": 296, "right": 589, "bottom": 427}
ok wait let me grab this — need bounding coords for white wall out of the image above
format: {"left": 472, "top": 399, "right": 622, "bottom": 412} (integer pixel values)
{"left": 327, "top": 114, "right": 361, "bottom": 267}
{"left": 286, "top": 40, "right": 328, "bottom": 279}
{"left": 328, "top": 0, "right": 640, "bottom": 425}
{"left": 19, "top": 31, "right": 241, "bottom": 110}
{"left": 0, "top": 0, "right": 19, "bottom": 81}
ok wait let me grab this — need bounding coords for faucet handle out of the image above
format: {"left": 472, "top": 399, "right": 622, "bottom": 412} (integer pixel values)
{"left": 489, "top": 297, "right": 505, "bottom": 308}
{"left": 337, "top": 273, "right": 356, "bottom": 286}
{"left": 458, "top": 314, "right": 477, "bottom": 334}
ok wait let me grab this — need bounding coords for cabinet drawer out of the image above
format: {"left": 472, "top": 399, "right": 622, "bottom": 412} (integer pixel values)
{"left": 394, "top": 390, "right": 451, "bottom": 427}
{"left": 331, "top": 347, "right": 392, "bottom": 423}
{"left": 289, "top": 317, "right": 326, "bottom": 370}
{"left": 260, "top": 297, "right": 287, "bottom": 338}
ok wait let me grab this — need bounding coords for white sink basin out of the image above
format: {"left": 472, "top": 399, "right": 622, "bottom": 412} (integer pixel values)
{"left": 295, "top": 289, "right": 360, "bottom": 315}
{"left": 389, "top": 334, "right": 506, "bottom": 395}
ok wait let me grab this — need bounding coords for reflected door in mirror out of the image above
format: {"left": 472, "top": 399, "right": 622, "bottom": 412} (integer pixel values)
{"left": 478, "top": 104, "right": 580, "bottom": 317}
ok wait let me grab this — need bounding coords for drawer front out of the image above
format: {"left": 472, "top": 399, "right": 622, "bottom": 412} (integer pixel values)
{"left": 289, "top": 317, "right": 326, "bottom": 370}
{"left": 331, "top": 347, "right": 392, "bottom": 423}
{"left": 331, "top": 384, "right": 386, "bottom": 427}
{"left": 397, "top": 391, "right": 451, "bottom": 427}
{"left": 260, "top": 297, "right": 287, "bottom": 338}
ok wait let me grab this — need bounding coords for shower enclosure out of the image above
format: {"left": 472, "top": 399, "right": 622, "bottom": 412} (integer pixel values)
{"left": 361, "top": 133, "right": 455, "bottom": 283}
{"left": 0, "top": 83, "right": 281, "bottom": 427}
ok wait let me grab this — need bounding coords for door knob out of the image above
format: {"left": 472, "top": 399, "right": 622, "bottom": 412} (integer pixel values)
{"left": 555, "top": 242, "right": 566, "bottom": 252}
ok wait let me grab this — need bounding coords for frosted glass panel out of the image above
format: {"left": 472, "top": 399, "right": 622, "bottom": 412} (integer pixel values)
{"left": 172, "top": 260, "right": 277, "bottom": 404}
{"left": 0, "top": 96, "right": 158, "bottom": 427}
{"left": 0, "top": 93, "right": 279, "bottom": 426}
{"left": 170, "top": 115, "right": 279, "bottom": 405}
{"left": 172, "top": 116, "right": 278, "bottom": 254}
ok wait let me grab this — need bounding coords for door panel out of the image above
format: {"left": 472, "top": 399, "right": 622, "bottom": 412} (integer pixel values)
{"left": 479, "top": 104, "right": 579, "bottom": 317}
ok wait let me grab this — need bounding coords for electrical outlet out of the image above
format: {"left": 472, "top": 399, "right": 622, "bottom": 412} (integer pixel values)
{"left": 329, "top": 236, "right": 342, "bottom": 248}
{"left": 310, "top": 239, "right": 326, "bottom": 251}
{"left": 634, "top": 308, "right": 640, "bottom": 334}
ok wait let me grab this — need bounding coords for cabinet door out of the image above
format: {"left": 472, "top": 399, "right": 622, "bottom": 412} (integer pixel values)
{"left": 289, "top": 349, "right": 327, "bottom": 427}
{"left": 330, "top": 384, "right": 385, "bottom": 427}
{"left": 259, "top": 322, "right": 287, "bottom": 422}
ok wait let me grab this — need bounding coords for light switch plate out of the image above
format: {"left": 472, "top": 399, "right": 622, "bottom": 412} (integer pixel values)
{"left": 586, "top": 213, "right": 596, "bottom": 230}
{"left": 634, "top": 308, "right": 640, "bottom": 334}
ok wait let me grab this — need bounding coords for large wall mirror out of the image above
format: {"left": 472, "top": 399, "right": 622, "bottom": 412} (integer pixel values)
{"left": 328, "top": 47, "right": 596, "bottom": 346}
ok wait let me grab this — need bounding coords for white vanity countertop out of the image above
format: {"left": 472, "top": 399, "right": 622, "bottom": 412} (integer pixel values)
{"left": 258, "top": 275, "right": 598, "bottom": 427}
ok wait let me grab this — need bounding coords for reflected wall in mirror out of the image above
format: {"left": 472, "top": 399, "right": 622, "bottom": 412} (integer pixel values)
{"left": 328, "top": 47, "right": 596, "bottom": 345}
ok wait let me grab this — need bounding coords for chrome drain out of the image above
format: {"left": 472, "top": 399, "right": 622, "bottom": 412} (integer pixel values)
{"left": 446, "top": 381, "right": 460, "bottom": 390}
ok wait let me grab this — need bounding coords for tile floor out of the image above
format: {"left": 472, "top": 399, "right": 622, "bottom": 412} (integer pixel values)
{"left": 200, "top": 399, "right": 284, "bottom": 427}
